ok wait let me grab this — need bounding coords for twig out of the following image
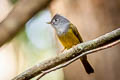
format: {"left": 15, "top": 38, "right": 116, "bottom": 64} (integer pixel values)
{"left": 12, "top": 28, "right": 120, "bottom": 80}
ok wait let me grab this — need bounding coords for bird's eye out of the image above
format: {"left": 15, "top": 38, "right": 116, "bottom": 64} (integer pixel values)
{"left": 54, "top": 18, "right": 59, "bottom": 22}
{"left": 52, "top": 18, "right": 59, "bottom": 25}
{"left": 55, "top": 19, "right": 58, "bottom": 21}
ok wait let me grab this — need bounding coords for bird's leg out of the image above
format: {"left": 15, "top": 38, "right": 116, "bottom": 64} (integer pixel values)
{"left": 60, "top": 47, "right": 66, "bottom": 53}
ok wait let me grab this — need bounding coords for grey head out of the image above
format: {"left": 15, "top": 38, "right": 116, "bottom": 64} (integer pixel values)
{"left": 49, "top": 14, "right": 70, "bottom": 35}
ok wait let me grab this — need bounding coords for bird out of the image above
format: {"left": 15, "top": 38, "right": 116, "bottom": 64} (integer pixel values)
{"left": 47, "top": 14, "right": 94, "bottom": 74}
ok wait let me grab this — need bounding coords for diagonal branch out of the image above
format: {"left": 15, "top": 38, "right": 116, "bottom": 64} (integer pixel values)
{"left": 12, "top": 28, "right": 120, "bottom": 80}
{"left": 37, "top": 39, "right": 120, "bottom": 80}
{"left": 0, "top": 0, "right": 51, "bottom": 47}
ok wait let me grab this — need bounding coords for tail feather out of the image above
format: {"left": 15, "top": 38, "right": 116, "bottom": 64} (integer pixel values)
{"left": 81, "top": 57, "right": 94, "bottom": 74}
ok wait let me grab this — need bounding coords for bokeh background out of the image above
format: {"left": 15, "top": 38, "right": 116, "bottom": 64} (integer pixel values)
{"left": 0, "top": 0, "right": 120, "bottom": 80}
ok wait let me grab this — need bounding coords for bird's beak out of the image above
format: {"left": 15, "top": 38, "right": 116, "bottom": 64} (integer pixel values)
{"left": 46, "top": 21, "right": 51, "bottom": 24}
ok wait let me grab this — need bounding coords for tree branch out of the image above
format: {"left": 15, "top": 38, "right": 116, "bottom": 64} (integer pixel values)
{"left": 0, "top": 0, "right": 51, "bottom": 47}
{"left": 36, "top": 39, "right": 120, "bottom": 80}
{"left": 12, "top": 28, "right": 120, "bottom": 80}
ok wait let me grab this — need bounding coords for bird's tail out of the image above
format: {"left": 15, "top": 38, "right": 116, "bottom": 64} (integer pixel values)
{"left": 80, "top": 56, "right": 94, "bottom": 74}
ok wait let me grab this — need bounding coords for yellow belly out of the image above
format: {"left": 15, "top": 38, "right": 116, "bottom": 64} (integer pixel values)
{"left": 58, "top": 28, "right": 80, "bottom": 49}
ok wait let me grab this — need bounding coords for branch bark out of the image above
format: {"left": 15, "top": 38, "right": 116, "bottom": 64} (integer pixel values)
{"left": 37, "top": 39, "right": 120, "bottom": 80}
{"left": 12, "top": 28, "right": 120, "bottom": 80}
{"left": 0, "top": 0, "right": 51, "bottom": 47}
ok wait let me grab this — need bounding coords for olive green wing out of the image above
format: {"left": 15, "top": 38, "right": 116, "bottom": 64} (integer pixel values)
{"left": 69, "top": 23, "right": 83, "bottom": 43}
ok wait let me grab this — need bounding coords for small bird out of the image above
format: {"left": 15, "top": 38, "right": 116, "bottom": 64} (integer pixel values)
{"left": 48, "top": 14, "right": 94, "bottom": 74}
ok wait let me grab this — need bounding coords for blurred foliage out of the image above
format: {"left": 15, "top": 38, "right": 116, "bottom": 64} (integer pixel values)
{"left": 10, "top": 0, "right": 18, "bottom": 4}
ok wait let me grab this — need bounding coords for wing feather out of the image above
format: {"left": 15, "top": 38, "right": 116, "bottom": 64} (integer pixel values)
{"left": 69, "top": 23, "right": 83, "bottom": 43}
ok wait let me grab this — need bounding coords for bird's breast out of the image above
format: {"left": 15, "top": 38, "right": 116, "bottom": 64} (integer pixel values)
{"left": 57, "top": 28, "right": 80, "bottom": 49}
